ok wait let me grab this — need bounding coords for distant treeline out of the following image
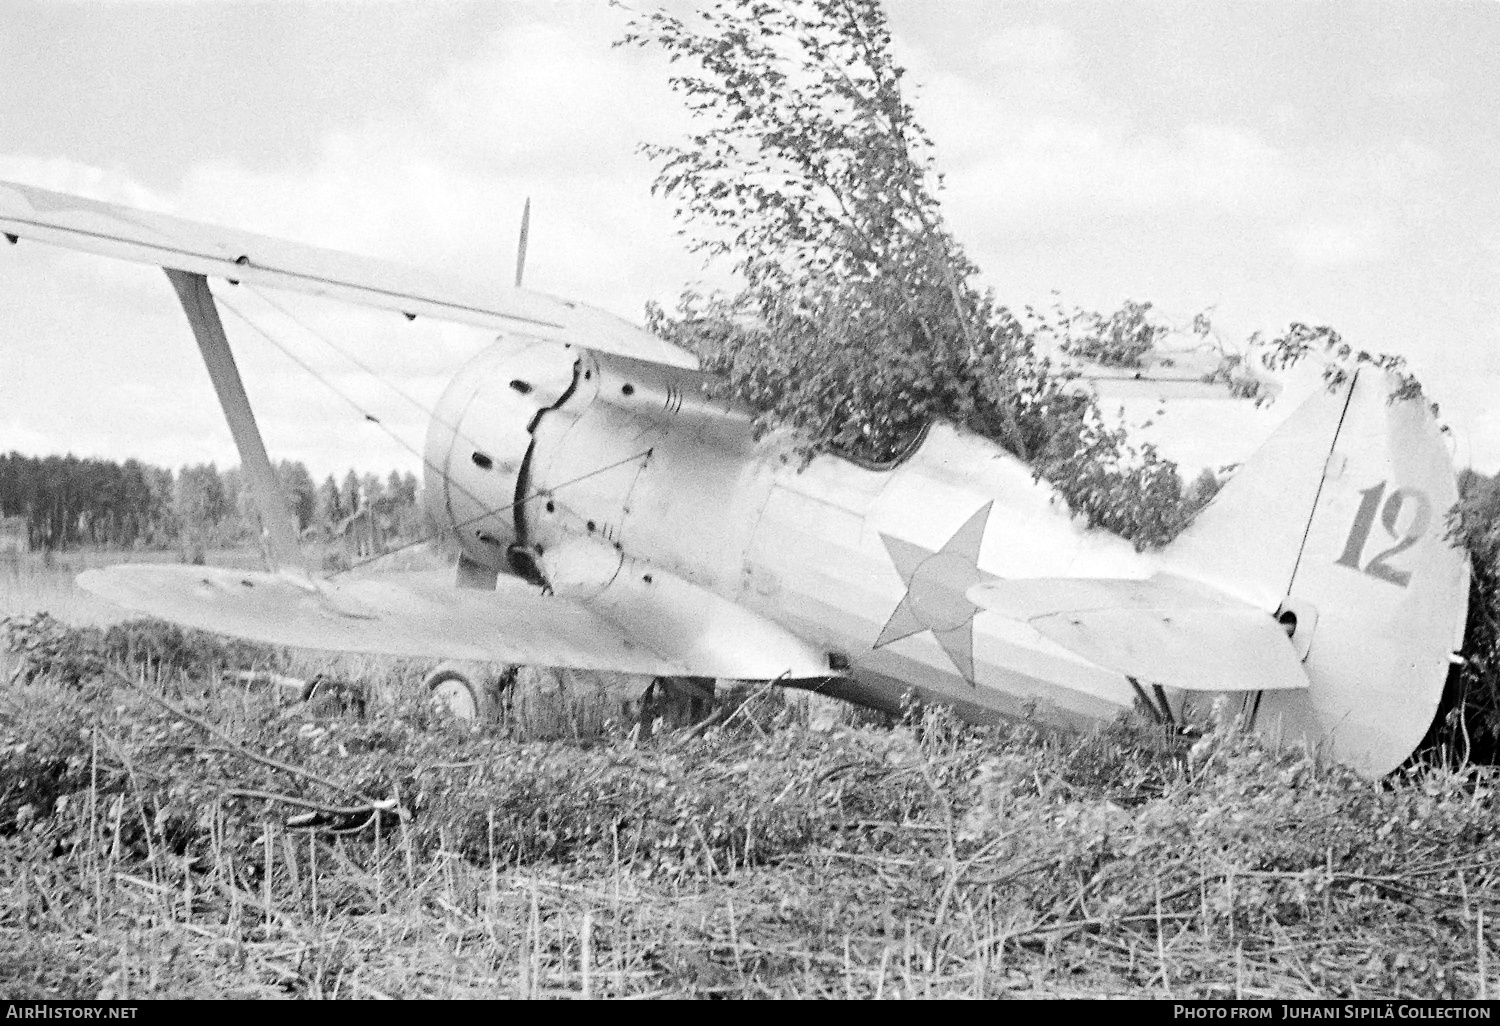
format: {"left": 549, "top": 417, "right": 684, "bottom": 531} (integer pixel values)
{"left": 0, "top": 452, "right": 423, "bottom": 556}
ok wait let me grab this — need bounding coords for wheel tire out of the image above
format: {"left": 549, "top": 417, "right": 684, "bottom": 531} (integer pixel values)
{"left": 424, "top": 661, "right": 496, "bottom": 723}
{"left": 300, "top": 675, "right": 369, "bottom": 718}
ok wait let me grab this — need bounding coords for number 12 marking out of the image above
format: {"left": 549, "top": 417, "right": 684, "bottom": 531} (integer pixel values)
{"left": 1334, "top": 481, "right": 1432, "bottom": 588}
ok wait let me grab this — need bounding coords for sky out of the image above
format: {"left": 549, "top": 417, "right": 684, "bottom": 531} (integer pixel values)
{"left": 0, "top": 0, "right": 1496, "bottom": 483}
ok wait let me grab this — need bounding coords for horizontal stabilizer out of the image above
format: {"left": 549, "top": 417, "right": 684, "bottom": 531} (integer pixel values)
{"left": 1030, "top": 607, "right": 1307, "bottom": 693}
{"left": 77, "top": 564, "right": 828, "bottom": 680}
{"left": 0, "top": 179, "right": 697, "bottom": 369}
{"left": 971, "top": 574, "right": 1308, "bottom": 693}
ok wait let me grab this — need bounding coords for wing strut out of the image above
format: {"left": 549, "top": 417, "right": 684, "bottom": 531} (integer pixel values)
{"left": 164, "top": 269, "right": 305, "bottom": 573}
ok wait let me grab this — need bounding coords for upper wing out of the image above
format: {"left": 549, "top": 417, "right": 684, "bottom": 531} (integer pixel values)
{"left": 971, "top": 574, "right": 1309, "bottom": 693}
{"left": 77, "top": 563, "right": 830, "bottom": 681}
{"left": 1057, "top": 350, "right": 1236, "bottom": 399}
{"left": 1039, "top": 338, "right": 1264, "bottom": 400}
{"left": 0, "top": 179, "right": 698, "bottom": 369}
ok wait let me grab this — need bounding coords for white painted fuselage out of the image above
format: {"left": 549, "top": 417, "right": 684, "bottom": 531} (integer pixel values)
{"left": 430, "top": 342, "right": 1160, "bottom": 731}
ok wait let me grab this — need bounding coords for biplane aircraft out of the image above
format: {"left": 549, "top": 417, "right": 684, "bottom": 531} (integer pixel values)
{"left": 0, "top": 179, "right": 1470, "bottom": 778}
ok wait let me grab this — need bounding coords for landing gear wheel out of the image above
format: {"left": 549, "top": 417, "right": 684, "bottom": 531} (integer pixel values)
{"left": 424, "top": 661, "right": 496, "bottom": 723}
{"left": 299, "top": 675, "right": 369, "bottom": 718}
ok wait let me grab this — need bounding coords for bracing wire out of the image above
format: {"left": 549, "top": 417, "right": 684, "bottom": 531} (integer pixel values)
{"left": 243, "top": 284, "right": 468, "bottom": 442}
{"left": 329, "top": 446, "right": 653, "bottom": 578}
{"left": 212, "top": 288, "right": 652, "bottom": 580}
{"left": 215, "top": 291, "right": 452, "bottom": 483}
{"left": 217, "top": 289, "right": 548, "bottom": 515}
{"left": 232, "top": 285, "right": 562, "bottom": 512}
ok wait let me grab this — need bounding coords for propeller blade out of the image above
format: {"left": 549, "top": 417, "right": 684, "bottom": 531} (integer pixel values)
{"left": 514, "top": 197, "right": 530, "bottom": 289}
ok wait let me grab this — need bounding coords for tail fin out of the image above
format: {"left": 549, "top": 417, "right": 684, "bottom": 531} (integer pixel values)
{"left": 1167, "top": 369, "right": 1468, "bottom": 776}
{"left": 1166, "top": 374, "right": 1354, "bottom": 610}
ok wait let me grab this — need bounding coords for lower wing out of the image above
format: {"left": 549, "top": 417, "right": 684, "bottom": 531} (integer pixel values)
{"left": 78, "top": 563, "right": 831, "bottom": 681}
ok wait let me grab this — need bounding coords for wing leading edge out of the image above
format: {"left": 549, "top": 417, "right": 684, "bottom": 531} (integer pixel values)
{"left": 0, "top": 179, "right": 698, "bottom": 369}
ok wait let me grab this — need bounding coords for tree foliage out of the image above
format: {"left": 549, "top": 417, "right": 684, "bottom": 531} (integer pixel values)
{"left": 623, "top": 0, "right": 1198, "bottom": 548}
{"left": 0, "top": 452, "right": 422, "bottom": 557}
{"left": 1443, "top": 470, "right": 1500, "bottom": 760}
{"left": 0, "top": 453, "right": 172, "bottom": 550}
{"left": 1050, "top": 299, "right": 1169, "bottom": 369}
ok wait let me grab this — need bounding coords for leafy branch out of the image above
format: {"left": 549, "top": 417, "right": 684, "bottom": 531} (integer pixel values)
{"left": 623, "top": 0, "right": 1200, "bottom": 548}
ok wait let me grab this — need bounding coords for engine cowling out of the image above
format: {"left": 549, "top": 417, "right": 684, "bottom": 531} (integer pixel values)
{"left": 423, "top": 337, "right": 578, "bottom": 574}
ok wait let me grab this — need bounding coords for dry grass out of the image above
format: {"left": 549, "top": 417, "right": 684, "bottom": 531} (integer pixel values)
{"left": 4, "top": 555, "right": 1500, "bottom": 999}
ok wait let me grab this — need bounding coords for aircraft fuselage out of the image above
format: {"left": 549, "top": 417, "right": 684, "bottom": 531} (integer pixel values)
{"left": 428, "top": 341, "right": 1157, "bottom": 729}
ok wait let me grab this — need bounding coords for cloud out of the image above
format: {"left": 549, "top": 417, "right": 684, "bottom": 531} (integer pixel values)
{"left": 429, "top": 20, "right": 689, "bottom": 172}
{"left": 3, "top": 5, "right": 1497, "bottom": 477}
{"left": 1279, "top": 219, "right": 1387, "bottom": 268}
{"left": 901, "top": 21, "right": 1452, "bottom": 298}
{"left": 908, "top": 38, "right": 1297, "bottom": 227}
{"left": 937, "top": 115, "right": 1294, "bottom": 228}
{"left": 151, "top": 14, "right": 716, "bottom": 321}
{"left": 0, "top": 419, "right": 54, "bottom": 456}
{"left": 983, "top": 24, "right": 1078, "bottom": 69}
{"left": 1378, "top": 72, "right": 1450, "bottom": 102}
{"left": 1469, "top": 408, "right": 1500, "bottom": 474}
{"left": 0, "top": 12, "right": 724, "bottom": 478}
{"left": 0, "top": 153, "right": 167, "bottom": 209}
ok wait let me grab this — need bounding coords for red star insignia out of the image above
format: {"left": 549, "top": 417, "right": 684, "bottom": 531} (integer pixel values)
{"left": 874, "top": 502, "right": 998, "bottom": 684}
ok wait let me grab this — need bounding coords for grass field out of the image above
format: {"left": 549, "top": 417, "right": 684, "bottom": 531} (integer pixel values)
{"left": 3, "top": 552, "right": 1500, "bottom": 999}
